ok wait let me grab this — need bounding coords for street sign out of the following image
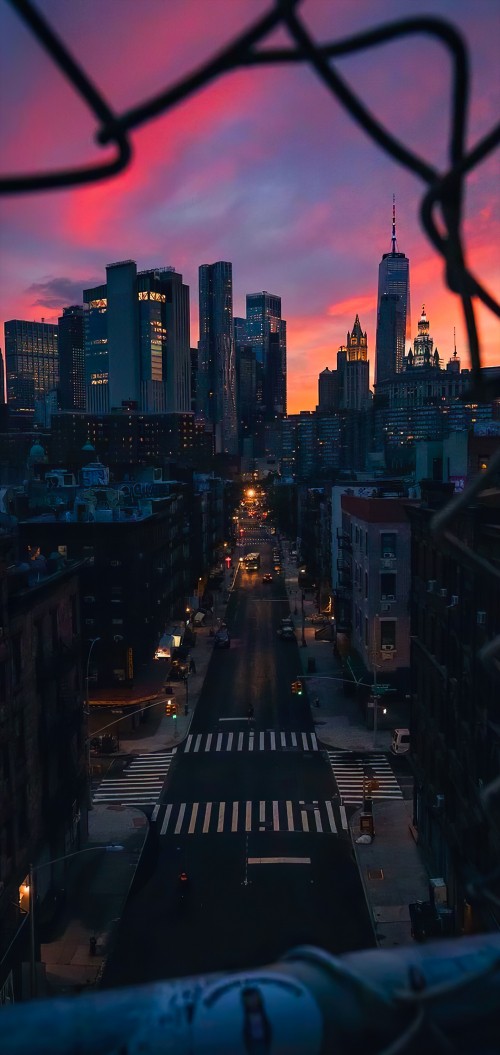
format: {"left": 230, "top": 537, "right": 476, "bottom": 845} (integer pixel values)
{"left": 372, "top": 684, "right": 391, "bottom": 695}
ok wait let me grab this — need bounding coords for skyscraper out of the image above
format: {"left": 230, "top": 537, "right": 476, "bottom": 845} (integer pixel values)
{"left": 337, "top": 314, "right": 370, "bottom": 410}
{"left": 4, "top": 319, "right": 59, "bottom": 422}
{"left": 198, "top": 261, "right": 238, "bottom": 454}
{"left": 58, "top": 305, "right": 85, "bottom": 411}
{"left": 375, "top": 199, "right": 411, "bottom": 384}
{"left": 83, "top": 261, "right": 190, "bottom": 415}
{"left": 245, "top": 292, "right": 287, "bottom": 421}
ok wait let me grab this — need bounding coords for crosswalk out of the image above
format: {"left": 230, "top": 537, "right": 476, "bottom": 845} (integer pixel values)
{"left": 92, "top": 752, "right": 174, "bottom": 806}
{"left": 156, "top": 798, "right": 348, "bottom": 836}
{"left": 175, "top": 730, "right": 319, "bottom": 754}
{"left": 327, "top": 752, "right": 403, "bottom": 805}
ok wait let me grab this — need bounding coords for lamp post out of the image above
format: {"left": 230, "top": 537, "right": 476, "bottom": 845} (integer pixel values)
{"left": 301, "top": 591, "right": 307, "bottom": 647}
{"left": 85, "top": 637, "right": 101, "bottom": 809}
{"left": 27, "top": 844, "right": 123, "bottom": 998}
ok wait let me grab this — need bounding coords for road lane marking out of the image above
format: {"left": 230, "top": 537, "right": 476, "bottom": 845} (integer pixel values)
{"left": 281, "top": 732, "right": 286, "bottom": 748}
{"left": 313, "top": 809, "right": 322, "bottom": 833}
{"left": 311, "top": 733, "right": 318, "bottom": 751}
{"left": 245, "top": 801, "right": 252, "bottom": 832}
{"left": 174, "top": 803, "right": 186, "bottom": 834}
{"left": 160, "top": 803, "right": 173, "bottom": 835}
{"left": 231, "top": 802, "right": 239, "bottom": 832}
{"left": 270, "top": 731, "right": 276, "bottom": 751}
{"left": 238, "top": 732, "right": 244, "bottom": 751}
{"left": 151, "top": 804, "right": 160, "bottom": 822}
{"left": 247, "top": 857, "right": 311, "bottom": 865}
{"left": 194, "top": 734, "right": 202, "bottom": 753}
{"left": 325, "top": 801, "right": 337, "bottom": 833}
{"left": 188, "top": 802, "right": 199, "bottom": 833}
{"left": 301, "top": 733, "right": 308, "bottom": 750}
{"left": 217, "top": 802, "right": 225, "bottom": 832}
{"left": 249, "top": 735, "right": 254, "bottom": 752}
{"left": 273, "top": 801, "right": 279, "bottom": 831}
{"left": 286, "top": 801, "right": 294, "bottom": 831}
{"left": 259, "top": 732, "right": 265, "bottom": 751}
{"left": 205, "top": 733, "right": 212, "bottom": 751}
{"left": 227, "top": 732, "right": 233, "bottom": 751}
{"left": 216, "top": 733, "right": 223, "bottom": 751}
{"left": 259, "top": 801, "right": 266, "bottom": 824}
{"left": 291, "top": 732, "right": 297, "bottom": 747}
{"left": 185, "top": 735, "right": 193, "bottom": 753}
{"left": 203, "top": 802, "right": 212, "bottom": 834}
{"left": 300, "top": 810, "right": 309, "bottom": 832}
{"left": 340, "top": 804, "right": 348, "bottom": 830}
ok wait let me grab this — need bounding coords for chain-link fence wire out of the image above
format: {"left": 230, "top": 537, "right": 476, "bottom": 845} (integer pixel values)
{"left": 2, "top": 0, "right": 500, "bottom": 936}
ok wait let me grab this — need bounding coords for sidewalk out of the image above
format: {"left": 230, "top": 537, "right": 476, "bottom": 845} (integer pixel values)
{"left": 39, "top": 804, "right": 148, "bottom": 995}
{"left": 281, "top": 540, "right": 430, "bottom": 948}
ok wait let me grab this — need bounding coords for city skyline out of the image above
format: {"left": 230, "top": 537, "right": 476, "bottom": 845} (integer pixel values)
{"left": 0, "top": 0, "right": 498, "bottom": 413}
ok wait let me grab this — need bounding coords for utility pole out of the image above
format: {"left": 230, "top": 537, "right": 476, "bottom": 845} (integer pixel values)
{"left": 301, "top": 591, "right": 306, "bottom": 647}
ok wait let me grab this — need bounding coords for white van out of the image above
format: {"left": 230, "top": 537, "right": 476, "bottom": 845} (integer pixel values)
{"left": 391, "top": 728, "right": 410, "bottom": 755}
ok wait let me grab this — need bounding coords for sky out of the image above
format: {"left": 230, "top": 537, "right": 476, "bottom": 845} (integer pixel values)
{"left": 0, "top": 0, "right": 498, "bottom": 413}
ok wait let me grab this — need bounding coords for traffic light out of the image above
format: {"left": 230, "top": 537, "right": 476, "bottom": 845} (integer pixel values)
{"left": 172, "top": 702, "right": 178, "bottom": 720}
{"left": 165, "top": 698, "right": 173, "bottom": 716}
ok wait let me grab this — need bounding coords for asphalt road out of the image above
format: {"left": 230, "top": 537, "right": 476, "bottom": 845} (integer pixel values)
{"left": 102, "top": 540, "right": 374, "bottom": 988}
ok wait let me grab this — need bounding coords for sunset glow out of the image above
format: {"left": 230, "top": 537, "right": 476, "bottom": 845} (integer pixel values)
{"left": 0, "top": 0, "right": 498, "bottom": 413}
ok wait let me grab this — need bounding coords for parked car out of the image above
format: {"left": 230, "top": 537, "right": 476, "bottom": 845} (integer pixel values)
{"left": 309, "top": 612, "right": 328, "bottom": 625}
{"left": 214, "top": 627, "right": 230, "bottom": 649}
{"left": 391, "top": 728, "right": 410, "bottom": 755}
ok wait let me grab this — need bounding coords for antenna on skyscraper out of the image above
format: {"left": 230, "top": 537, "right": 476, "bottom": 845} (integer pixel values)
{"left": 391, "top": 194, "right": 397, "bottom": 254}
{"left": 453, "top": 326, "right": 457, "bottom": 357}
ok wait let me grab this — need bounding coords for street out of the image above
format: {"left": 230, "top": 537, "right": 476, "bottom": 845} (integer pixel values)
{"left": 102, "top": 539, "right": 375, "bottom": 987}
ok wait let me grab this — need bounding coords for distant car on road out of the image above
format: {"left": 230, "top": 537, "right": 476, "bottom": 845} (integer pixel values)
{"left": 277, "top": 626, "right": 295, "bottom": 641}
{"left": 262, "top": 573, "right": 273, "bottom": 583}
{"left": 214, "top": 627, "right": 230, "bottom": 649}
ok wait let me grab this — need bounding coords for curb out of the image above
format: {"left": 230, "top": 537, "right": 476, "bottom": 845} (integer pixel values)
{"left": 348, "top": 806, "right": 379, "bottom": 947}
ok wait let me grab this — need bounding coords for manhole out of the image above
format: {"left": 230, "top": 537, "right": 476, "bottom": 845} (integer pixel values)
{"left": 367, "top": 868, "right": 384, "bottom": 880}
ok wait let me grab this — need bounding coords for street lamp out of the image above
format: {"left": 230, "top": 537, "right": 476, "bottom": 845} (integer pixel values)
{"left": 26, "top": 844, "right": 123, "bottom": 998}
{"left": 301, "top": 591, "right": 307, "bottom": 647}
{"left": 85, "top": 637, "right": 101, "bottom": 808}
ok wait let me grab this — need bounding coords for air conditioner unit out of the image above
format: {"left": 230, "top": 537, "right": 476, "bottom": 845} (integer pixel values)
{"left": 385, "top": 594, "right": 395, "bottom": 602}
{"left": 381, "top": 643, "right": 395, "bottom": 652}
{"left": 477, "top": 611, "right": 486, "bottom": 626}
{"left": 439, "top": 588, "right": 448, "bottom": 598}
{"left": 383, "top": 551, "right": 394, "bottom": 559}
{"left": 450, "top": 595, "right": 459, "bottom": 607}
{"left": 427, "top": 580, "right": 437, "bottom": 592}
{"left": 434, "top": 794, "right": 445, "bottom": 810}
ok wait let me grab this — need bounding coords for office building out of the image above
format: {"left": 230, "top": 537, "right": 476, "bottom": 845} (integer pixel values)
{"left": 83, "top": 261, "right": 190, "bottom": 415}
{"left": 58, "top": 305, "right": 85, "bottom": 411}
{"left": 375, "top": 199, "right": 411, "bottom": 383}
{"left": 4, "top": 319, "right": 59, "bottom": 423}
{"left": 198, "top": 261, "right": 238, "bottom": 455}
{"left": 245, "top": 291, "right": 287, "bottom": 421}
{"left": 337, "top": 314, "right": 370, "bottom": 411}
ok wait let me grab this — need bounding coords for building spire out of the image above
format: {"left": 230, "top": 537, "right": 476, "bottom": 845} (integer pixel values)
{"left": 391, "top": 194, "right": 397, "bottom": 253}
